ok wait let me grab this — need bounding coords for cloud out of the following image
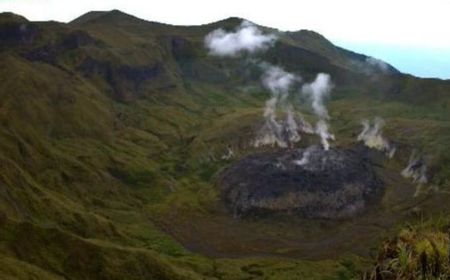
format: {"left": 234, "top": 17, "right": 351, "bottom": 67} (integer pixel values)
{"left": 204, "top": 20, "right": 276, "bottom": 57}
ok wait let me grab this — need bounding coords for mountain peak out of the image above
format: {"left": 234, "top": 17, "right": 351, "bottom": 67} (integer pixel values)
{"left": 288, "top": 29, "right": 328, "bottom": 41}
{"left": 205, "top": 16, "right": 248, "bottom": 30}
{"left": 0, "top": 12, "right": 28, "bottom": 24}
{"left": 69, "top": 9, "right": 142, "bottom": 26}
{"left": 219, "top": 16, "right": 246, "bottom": 24}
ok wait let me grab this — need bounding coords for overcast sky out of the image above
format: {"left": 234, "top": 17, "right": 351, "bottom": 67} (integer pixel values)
{"left": 1, "top": 0, "right": 449, "bottom": 79}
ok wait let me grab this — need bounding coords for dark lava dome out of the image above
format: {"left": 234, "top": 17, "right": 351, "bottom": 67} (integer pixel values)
{"left": 218, "top": 145, "right": 383, "bottom": 219}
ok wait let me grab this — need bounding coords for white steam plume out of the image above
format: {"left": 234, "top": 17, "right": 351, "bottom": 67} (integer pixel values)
{"left": 315, "top": 120, "right": 335, "bottom": 151}
{"left": 254, "top": 65, "right": 302, "bottom": 148}
{"left": 221, "top": 146, "right": 234, "bottom": 160}
{"left": 301, "top": 73, "right": 334, "bottom": 150}
{"left": 301, "top": 73, "right": 332, "bottom": 119}
{"left": 261, "top": 64, "right": 300, "bottom": 100}
{"left": 401, "top": 151, "right": 428, "bottom": 185}
{"left": 357, "top": 117, "right": 396, "bottom": 158}
{"left": 285, "top": 106, "right": 301, "bottom": 143}
{"left": 297, "top": 115, "right": 315, "bottom": 134}
{"left": 254, "top": 97, "right": 286, "bottom": 148}
{"left": 293, "top": 147, "right": 313, "bottom": 166}
{"left": 366, "top": 57, "right": 389, "bottom": 73}
{"left": 204, "top": 22, "right": 327, "bottom": 150}
{"left": 204, "top": 21, "right": 276, "bottom": 57}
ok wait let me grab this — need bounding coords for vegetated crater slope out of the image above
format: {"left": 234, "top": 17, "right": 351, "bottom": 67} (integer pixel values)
{"left": 219, "top": 145, "right": 383, "bottom": 219}
{"left": 0, "top": 9, "right": 449, "bottom": 280}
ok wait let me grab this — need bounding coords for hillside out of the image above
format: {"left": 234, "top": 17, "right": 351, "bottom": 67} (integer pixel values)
{"left": 0, "top": 10, "right": 449, "bottom": 279}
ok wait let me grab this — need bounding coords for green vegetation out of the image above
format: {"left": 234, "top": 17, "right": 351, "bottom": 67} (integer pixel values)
{"left": 363, "top": 217, "right": 450, "bottom": 279}
{"left": 0, "top": 10, "right": 449, "bottom": 279}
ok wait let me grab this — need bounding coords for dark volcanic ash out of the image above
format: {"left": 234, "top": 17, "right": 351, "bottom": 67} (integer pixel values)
{"left": 218, "top": 145, "right": 383, "bottom": 219}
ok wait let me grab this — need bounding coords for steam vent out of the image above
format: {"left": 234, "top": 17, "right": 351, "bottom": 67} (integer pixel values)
{"left": 219, "top": 145, "right": 383, "bottom": 219}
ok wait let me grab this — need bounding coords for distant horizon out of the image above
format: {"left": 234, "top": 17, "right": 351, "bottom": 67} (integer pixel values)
{"left": 1, "top": 0, "right": 449, "bottom": 80}
{"left": 333, "top": 42, "right": 450, "bottom": 80}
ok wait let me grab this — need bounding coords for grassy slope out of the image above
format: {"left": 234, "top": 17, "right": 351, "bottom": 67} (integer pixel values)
{"left": 0, "top": 10, "right": 449, "bottom": 279}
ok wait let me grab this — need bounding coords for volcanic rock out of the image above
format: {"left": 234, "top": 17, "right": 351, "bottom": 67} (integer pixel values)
{"left": 218, "top": 145, "right": 383, "bottom": 219}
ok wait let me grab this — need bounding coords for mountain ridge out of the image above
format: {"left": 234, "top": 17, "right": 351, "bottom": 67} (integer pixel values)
{"left": 69, "top": 10, "right": 400, "bottom": 75}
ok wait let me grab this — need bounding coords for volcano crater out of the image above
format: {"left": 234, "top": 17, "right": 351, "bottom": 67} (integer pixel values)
{"left": 218, "top": 145, "right": 383, "bottom": 219}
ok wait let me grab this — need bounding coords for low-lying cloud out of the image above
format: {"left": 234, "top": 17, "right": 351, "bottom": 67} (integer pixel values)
{"left": 204, "top": 21, "right": 276, "bottom": 57}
